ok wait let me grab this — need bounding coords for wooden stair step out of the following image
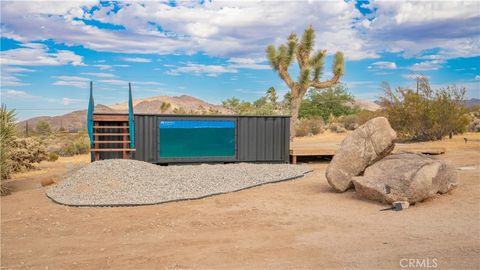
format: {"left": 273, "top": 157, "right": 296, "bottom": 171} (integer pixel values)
{"left": 94, "top": 125, "right": 129, "bottom": 129}
{"left": 95, "top": 141, "right": 131, "bottom": 144}
{"left": 93, "top": 133, "right": 130, "bottom": 136}
{"left": 90, "top": 148, "right": 136, "bottom": 152}
{"left": 93, "top": 115, "right": 129, "bottom": 121}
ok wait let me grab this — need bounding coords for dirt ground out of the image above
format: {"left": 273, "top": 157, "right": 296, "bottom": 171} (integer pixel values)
{"left": 1, "top": 133, "right": 480, "bottom": 269}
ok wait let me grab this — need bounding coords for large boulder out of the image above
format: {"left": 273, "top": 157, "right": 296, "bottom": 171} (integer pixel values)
{"left": 352, "top": 153, "right": 458, "bottom": 204}
{"left": 326, "top": 117, "right": 397, "bottom": 192}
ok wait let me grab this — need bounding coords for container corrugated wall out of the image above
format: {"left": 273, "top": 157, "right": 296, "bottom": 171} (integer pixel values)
{"left": 96, "top": 114, "right": 290, "bottom": 163}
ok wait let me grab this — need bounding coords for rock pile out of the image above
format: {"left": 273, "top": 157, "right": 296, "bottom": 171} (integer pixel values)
{"left": 325, "top": 117, "right": 458, "bottom": 207}
{"left": 326, "top": 117, "right": 397, "bottom": 192}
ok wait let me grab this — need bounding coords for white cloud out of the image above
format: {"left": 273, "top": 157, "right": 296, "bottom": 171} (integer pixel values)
{"left": 1, "top": 74, "right": 30, "bottom": 86}
{"left": 369, "top": 61, "right": 397, "bottom": 70}
{"left": 228, "top": 58, "right": 270, "bottom": 70}
{"left": 0, "top": 43, "right": 83, "bottom": 66}
{"left": 364, "top": 1, "right": 480, "bottom": 59}
{"left": 402, "top": 73, "right": 429, "bottom": 80}
{"left": 98, "top": 79, "right": 163, "bottom": 86}
{"left": 61, "top": 97, "right": 82, "bottom": 105}
{"left": 0, "top": 1, "right": 373, "bottom": 60}
{"left": 95, "top": 64, "right": 113, "bottom": 70}
{"left": 166, "top": 63, "right": 238, "bottom": 77}
{"left": 98, "top": 79, "right": 129, "bottom": 85}
{"left": 81, "top": 72, "right": 116, "bottom": 78}
{"left": 1, "top": 89, "right": 34, "bottom": 99}
{"left": 52, "top": 76, "right": 90, "bottom": 88}
{"left": 410, "top": 60, "right": 444, "bottom": 71}
{"left": 121, "top": 57, "right": 152, "bottom": 63}
{"left": 0, "top": 1, "right": 477, "bottom": 66}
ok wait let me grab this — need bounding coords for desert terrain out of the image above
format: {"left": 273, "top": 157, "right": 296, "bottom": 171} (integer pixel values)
{"left": 1, "top": 133, "right": 479, "bottom": 269}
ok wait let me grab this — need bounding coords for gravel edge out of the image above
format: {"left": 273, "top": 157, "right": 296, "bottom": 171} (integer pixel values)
{"left": 46, "top": 169, "right": 313, "bottom": 208}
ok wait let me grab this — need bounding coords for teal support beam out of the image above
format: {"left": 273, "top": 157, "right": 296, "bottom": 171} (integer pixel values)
{"left": 128, "top": 82, "right": 135, "bottom": 148}
{"left": 87, "top": 81, "right": 94, "bottom": 147}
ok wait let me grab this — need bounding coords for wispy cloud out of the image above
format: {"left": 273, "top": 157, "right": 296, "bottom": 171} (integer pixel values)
{"left": 166, "top": 63, "right": 238, "bottom": 77}
{"left": 228, "top": 58, "right": 270, "bottom": 70}
{"left": 409, "top": 60, "right": 445, "bottom": 71}
{"left": 52, "top": 76, "right": 90, "bottom": 88}
{"left": 121, "top": 57, "right": 151, "bottom": 63}
{"left": 81, "top": 72, "right": 116, "bottom": 78}
{"left": 61, "top": 97, "right": 83, "bottom": 105}
{"left": 369, "top": 61, "right": 397, "bottom": 70}
{"left": 1, "top": 89, "right": 35, "bottom": 99}
{"left": 0, "top": 43, "right": 83, "bottom": 66}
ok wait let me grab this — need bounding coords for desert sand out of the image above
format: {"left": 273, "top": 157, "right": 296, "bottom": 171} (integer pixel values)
{"left": 1, "top": 133, "right": 479, "bottom": 269}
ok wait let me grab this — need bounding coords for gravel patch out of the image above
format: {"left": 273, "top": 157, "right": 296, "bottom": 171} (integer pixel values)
{"left": 46, "top": 159, "right": 312, "bottom": 207}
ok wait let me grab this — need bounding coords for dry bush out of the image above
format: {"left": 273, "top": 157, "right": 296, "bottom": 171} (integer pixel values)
{"left": 10, "top": 137, "right": 48, "bottom": 173}
{"left": 55, "top": 133, "right": 90, "bottom": 156}
{"left": 340, "top": 115, "right": 358, "bottom": 130}
{"left": 40, "top": 176, "right": 58, "bottom": 187}
{"left": 48, "top": 152, "right": 59, "bottom": 162}
{"left": 328, "top": 122, "right": 347, "bottom": 133}
{"left": 296, "top": 117, "right": 325, "bottom": 137}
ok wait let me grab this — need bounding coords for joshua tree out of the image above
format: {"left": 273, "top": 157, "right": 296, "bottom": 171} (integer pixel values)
{"left": 266, "top": 26, "right": 344, "bottom": 138}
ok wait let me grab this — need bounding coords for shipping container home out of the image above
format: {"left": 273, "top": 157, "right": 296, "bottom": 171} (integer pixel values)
{"left": 87, "top": 83, "right": 290, "bottom": 164}
{"left": 92, "top": 113, "right": 290, "bottom": 163}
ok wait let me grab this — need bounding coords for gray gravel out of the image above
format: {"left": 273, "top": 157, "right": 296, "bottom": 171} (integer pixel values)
{"left": 46, "top": 159, "right": 312, "bottom": 206}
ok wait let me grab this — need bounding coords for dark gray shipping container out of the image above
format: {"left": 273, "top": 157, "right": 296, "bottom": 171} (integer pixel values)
{"left": 94, "top": 113, "right": 290, "bottom": 163}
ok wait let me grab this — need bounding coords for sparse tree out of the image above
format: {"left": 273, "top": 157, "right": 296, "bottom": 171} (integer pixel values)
{"left": 266, "top": 87, "right": 278, "bottom": 105}
{"left": 380, "top": 77, "right": 470, "bottom": 141}
{"left": 266, "top": 26, "right": 344, "bottom": 138}
{"left": 35, "top": 120, "right": 52, "bottom": 136}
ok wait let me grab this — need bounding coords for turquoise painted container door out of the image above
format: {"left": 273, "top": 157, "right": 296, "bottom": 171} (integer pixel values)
{"left": 159, "top": 120, "right": 235, "bottom": 158}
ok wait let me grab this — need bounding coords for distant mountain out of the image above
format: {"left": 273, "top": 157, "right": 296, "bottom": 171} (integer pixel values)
{"left": 109, "top": 95, "right": 229, "bottom": 114}
{"left": 347, "top": 99, "right": 381, "bottom": 111}
{"left": 17, "top": 95, "right": 231, "bottom": 132}
{"left": 465, "top": 98, "right": 480, "bottom": 108}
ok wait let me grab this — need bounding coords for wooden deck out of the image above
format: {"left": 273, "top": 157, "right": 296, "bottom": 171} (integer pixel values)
{"left": 289, "top": 141, "right": 446, "bottom": 164}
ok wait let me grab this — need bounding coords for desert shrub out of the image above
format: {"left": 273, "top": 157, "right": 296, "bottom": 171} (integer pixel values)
{"left": 340, "top": 115, "right": 358, "bottom": 130}
{"left": 10, "top": 137, "right": 48, "bottom": 173}
{"left": 328, "top": 122, "right": 347, "bottom": 133}
{"left": 339, "top": 110, "right": 384, "bottom": 130}
{"left": 48, "top": 152, "right": 59, "bottom": 162}
{"left": 354, "top": 110, "right": 383, "bottom": 126}
{"left": 296, "top": 117, "right": 325, "bottom": 137}
{"left": 380, "top": 78, "right": 470, "bottom": 141}
{"left": 35, "top": 120, "right": 53, "bottom": 137}
{"left": 56, "top": 134, "right": 90, "bottom": 156}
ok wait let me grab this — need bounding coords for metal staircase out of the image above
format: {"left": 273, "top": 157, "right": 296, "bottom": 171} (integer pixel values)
{"left": 87, "top": 82, "right": 136, "bottom": 161}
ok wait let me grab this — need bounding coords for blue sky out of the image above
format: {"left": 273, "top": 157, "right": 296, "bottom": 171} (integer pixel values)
{"left": 1, "top": 1, "right": 479, "bottom": 120}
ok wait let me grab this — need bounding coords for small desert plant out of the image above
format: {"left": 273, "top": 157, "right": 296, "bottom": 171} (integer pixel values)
{"left": 328, "top": 122, "right": 347, "bottom": 133}
{"left": 296, "top": 117, "right": 325, "bottom": 137}
{"left": 340, "top": 115, "right": 358, "bottom": 130}
{"left": 48, "top": 152, "right": 59, "bottom": 162}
